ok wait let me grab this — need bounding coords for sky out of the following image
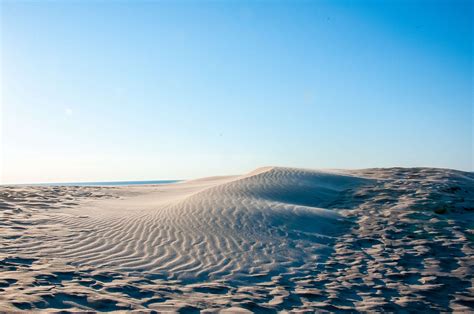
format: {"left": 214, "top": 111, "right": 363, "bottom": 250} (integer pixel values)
{"left": 1, "top": 0, "right": 472, "bottom": 184}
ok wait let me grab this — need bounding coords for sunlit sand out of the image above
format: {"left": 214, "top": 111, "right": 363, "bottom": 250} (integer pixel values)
{"left": 1, "top": 167, "right": 472, "bottom": 311}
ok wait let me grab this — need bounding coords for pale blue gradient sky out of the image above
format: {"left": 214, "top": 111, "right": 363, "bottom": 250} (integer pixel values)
{"left": 1, "top": 0, "right": 472, "bottom": 183}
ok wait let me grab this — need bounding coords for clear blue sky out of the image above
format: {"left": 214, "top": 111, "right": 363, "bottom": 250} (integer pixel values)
{"left": 1, "top": 0, "right": 472, "bottom": 183}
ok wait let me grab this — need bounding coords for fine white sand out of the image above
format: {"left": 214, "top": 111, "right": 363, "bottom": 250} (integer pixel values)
{"left": 0, "top": 167, "right": 473, "bottom": 312}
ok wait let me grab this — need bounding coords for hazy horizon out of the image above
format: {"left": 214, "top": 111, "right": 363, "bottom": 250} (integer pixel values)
{"left": 1, "top": 0, "right": 472, "bottom": 184}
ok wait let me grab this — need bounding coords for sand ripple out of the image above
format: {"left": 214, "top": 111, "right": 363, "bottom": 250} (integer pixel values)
{"left": 1, "top": 167, "right": 473, "bottom": 311}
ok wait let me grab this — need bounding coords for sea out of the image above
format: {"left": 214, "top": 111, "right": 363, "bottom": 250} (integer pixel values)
{"left": 11, "top": 180, "right": 181, "bottom": 187}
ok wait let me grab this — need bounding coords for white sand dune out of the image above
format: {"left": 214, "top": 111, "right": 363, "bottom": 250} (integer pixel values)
{"left": 0, "top": 167, "right": 473, "bottom": 311}
{"left": 3, "top": 167, "right": 369, "bottom": 281}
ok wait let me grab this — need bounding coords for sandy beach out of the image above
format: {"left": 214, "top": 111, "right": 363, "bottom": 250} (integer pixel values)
{"left": 0, "top": 166, "right": 472, "bottom": 312}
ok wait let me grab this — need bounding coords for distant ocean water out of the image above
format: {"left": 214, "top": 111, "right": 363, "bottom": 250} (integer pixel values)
{"left": 20, "top": 180, "right": 181, "bottom": 187}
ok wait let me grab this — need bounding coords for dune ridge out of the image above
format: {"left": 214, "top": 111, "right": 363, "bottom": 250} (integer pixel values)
{"left": 1, "top": 167, "right": 473, "bottom": 312}
{"left": 3, "top": 167, "right": 368, "bottom": 282}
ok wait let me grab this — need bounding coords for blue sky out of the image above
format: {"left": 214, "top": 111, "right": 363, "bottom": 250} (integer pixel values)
{"left": 1, "top": 0, "right": 472, "bottom": 183}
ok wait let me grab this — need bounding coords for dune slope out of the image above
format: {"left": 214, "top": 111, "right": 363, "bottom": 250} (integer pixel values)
{"left": 0, "top": 167, "right": 473, "bottom": 312}
{"left": 2, "top": 167, "right": 369, "bottom": 282}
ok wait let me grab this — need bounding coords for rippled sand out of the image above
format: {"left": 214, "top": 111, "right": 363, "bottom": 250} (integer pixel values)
{"left": 0, "top": 167, "right": 473, "bottom": 312}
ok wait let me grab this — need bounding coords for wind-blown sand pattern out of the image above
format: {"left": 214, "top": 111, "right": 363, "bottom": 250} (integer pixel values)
{"left": 0, "top": 167, "right": 473, "bottom": 312}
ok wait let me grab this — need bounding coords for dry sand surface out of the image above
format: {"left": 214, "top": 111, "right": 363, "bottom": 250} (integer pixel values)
{"left": 0, "top": 167, "right": 473, "bottom": 312}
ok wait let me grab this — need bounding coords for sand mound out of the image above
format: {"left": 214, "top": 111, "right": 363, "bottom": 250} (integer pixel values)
{"left": 1, "top": 167, "right": 472, "bottom": 311}
{"left": 2, "top": 167, "right": 370, "bottom": 283}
